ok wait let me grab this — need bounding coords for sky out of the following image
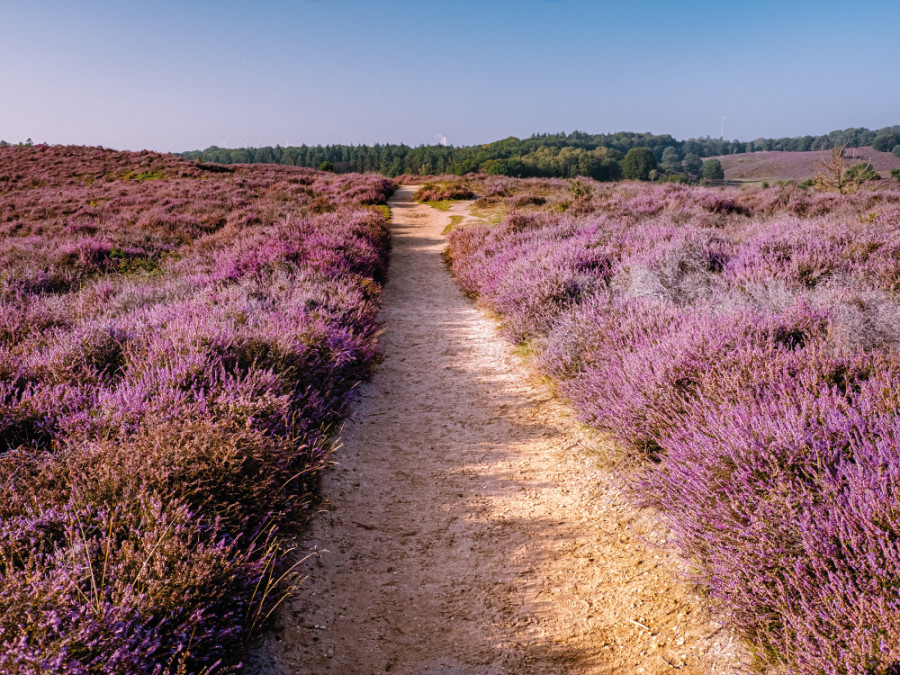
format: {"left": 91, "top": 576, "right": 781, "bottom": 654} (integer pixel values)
{"left": 1, "top": 0, "right": 899, "bottom": 152}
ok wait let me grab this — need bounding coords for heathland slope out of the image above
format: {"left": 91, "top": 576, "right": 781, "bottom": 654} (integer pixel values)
{"left": 715, "top": 146, "right": 900, "bottom": 183}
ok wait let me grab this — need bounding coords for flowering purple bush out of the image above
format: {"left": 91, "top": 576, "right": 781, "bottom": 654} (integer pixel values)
{"left": 447, "top": 180, "right": 900, "bottom": 674}
{"left": 0, "top": 145, "right": 393, "bottom": 672}
{"left": 413, "top": 180, "right": 476, "bottom": 202}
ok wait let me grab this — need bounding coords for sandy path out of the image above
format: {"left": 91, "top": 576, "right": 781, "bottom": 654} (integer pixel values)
{"left": 250, "top": 188, "right": 746, "bottom": 674}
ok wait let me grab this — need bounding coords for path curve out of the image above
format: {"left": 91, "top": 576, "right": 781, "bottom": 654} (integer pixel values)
{"left": 251, "top": 187, "right": 746, "bottom": 674}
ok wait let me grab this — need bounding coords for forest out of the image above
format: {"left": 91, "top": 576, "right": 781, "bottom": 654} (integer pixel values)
{"left": 179, "top": 125, "right": 900, "bottom": 179}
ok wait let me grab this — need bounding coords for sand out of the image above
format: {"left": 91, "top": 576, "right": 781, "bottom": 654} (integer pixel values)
{"left": 249, "top": 187, "right": 748, "bottom": 674}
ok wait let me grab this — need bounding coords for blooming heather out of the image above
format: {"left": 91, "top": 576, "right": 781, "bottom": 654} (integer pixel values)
{"left": 0, "top": 145, "right": 393, "bottom": 673}
{"left": 448, "top": 179, "right": 900, "bottom": 674}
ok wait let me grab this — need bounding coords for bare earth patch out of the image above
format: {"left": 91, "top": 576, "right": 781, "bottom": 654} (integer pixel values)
{"left": 250, "top": 187, "right": 749, "bottom": 674}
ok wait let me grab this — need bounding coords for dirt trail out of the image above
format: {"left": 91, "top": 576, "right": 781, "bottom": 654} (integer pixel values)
{"left": 251, "top": 188, "right": 747, "bottom": 674}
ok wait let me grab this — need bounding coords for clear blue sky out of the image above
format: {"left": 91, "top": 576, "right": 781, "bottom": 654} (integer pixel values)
{"left": 2, "top": 0, "right": 898, "bottom": 152}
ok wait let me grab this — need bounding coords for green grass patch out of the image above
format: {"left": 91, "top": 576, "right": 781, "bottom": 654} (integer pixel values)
{"left": 372, "top": 204, "right": 391, "bottom": 222}
{"left": 470, "top": 203, "right": 506, "bottom": 224}
{"left": 513, "top": 340, "right": 538, "bottom": 359}
{"left": 425, "top": 200, "right": 453, "bottom": 211}
{"left": 121, "top": 169, "right": 165, "bottom": 181}
{"left": 115, "top": 256, "right": 161, "bottom": 276}
{"left": 442, "top": 215, "right": 463, "bottom": 235}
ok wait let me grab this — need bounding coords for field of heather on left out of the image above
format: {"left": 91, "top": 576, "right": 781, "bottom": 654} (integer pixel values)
{"left": 0, "top": 145, "right": 393, "bottom": 673}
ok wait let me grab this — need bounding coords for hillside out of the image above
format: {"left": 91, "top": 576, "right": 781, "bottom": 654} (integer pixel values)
{"left": 714, "top": 146, "right": 900, "bottom": 183}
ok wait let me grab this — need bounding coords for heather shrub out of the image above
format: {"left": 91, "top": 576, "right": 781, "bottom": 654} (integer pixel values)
{"left": 482, "top": 178, "right": 512, "bottom": 199}
{"left": 0, "top": 145, "right": 393, "bottom": 671}
{"left": 413, "top": 180, "right": 476, "bottom": 202}
{"left": 643, "top": 351, "right": 900, "bottom": 673}
{"left": 0, "top": 487, "right": 277, "bottom": 675}
{"left": 545, "top": 297, "right": 693, "bottom": 454}
{"left": 447, "top": 179, "right": 900, "bottom": 674}
{"left": 506, "top": 193, "right": 547, "bottom": 208}
{"left": 694, "top": 192, "right": 748, "bottom": 215}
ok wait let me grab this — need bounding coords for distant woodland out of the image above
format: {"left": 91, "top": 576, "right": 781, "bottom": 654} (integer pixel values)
{"left": 180, "top": 126, "right": 900, "bottom": 179}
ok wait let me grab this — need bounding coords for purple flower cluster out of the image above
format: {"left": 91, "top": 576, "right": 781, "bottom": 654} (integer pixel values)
{"left": 0, "top": 145, "right": 393, "bottom": 673}
{"left": 448, "top": 180, "right": 900, "bottom": 674}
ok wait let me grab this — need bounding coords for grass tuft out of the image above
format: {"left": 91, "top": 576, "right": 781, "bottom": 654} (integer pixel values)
{"left": 442, "top": 215, "right": 463, "bottom": 235}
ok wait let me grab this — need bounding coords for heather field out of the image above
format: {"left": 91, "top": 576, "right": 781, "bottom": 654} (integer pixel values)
{"left": 447, "top": 178, "right": 900, "bottom": 674}
{"left": 0, "top": 145, "right": 393, "bottom": 673}
{"left": 7, "top": 145, "right": 900, "bottom": 674}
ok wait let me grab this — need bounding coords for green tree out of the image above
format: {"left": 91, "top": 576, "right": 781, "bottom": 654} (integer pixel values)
{"left": 660, "top": 146, "right": 682, "bottom": 174}
{"left": 844, "top": 162, "right": 880, "bottom": 182}
{"left": 683, "top": 139, "right": 701, "bottom": 156}
{"left": 702, "top": 158, "right": 725, "bottom": 181}
{"left": 621, "top": 147, "right": 657, "bottom": 181}
{"left": 872, "top": 132, "right": 900, "bottom": 152}
{"left": 683, "top": 153, "right": 702, "bottom": 178}
{"left": 318, "top": 161, "right": 335, "bottom": 172}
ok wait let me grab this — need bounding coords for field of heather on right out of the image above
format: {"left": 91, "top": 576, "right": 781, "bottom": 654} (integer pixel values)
{"left": 446, "top": 177, "right": 900, "bottom": 674}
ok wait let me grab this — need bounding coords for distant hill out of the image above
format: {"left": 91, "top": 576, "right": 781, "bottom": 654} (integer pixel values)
{"left": 713, "top": 147, "right": 900, "bottom": 184}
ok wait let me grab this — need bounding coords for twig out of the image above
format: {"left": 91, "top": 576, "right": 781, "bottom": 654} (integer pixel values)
{"left": 703, "top": 625, "right": 724, "bottom": 640}
{"left": 131, "top": 519, "right": 177, "bottom": 591}
{"left": 624, "top": 562, "right": 660, "bottom": 584}
{"left": 629, "top": 618, "right": 650, "bottom": 631}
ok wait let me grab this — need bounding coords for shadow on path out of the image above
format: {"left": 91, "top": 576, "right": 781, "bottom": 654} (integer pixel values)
{"left": 248, "top": 188, "right": 743, "bottom": 675}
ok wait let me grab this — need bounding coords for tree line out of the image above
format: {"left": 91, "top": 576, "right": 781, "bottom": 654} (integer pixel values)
{"left": 177, "top": 124, "right": 895, "bottom": 180}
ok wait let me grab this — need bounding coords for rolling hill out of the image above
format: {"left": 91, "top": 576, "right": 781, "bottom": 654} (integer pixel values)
{"left": 713, "top": 146, "right": 900, "bottom": 183}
